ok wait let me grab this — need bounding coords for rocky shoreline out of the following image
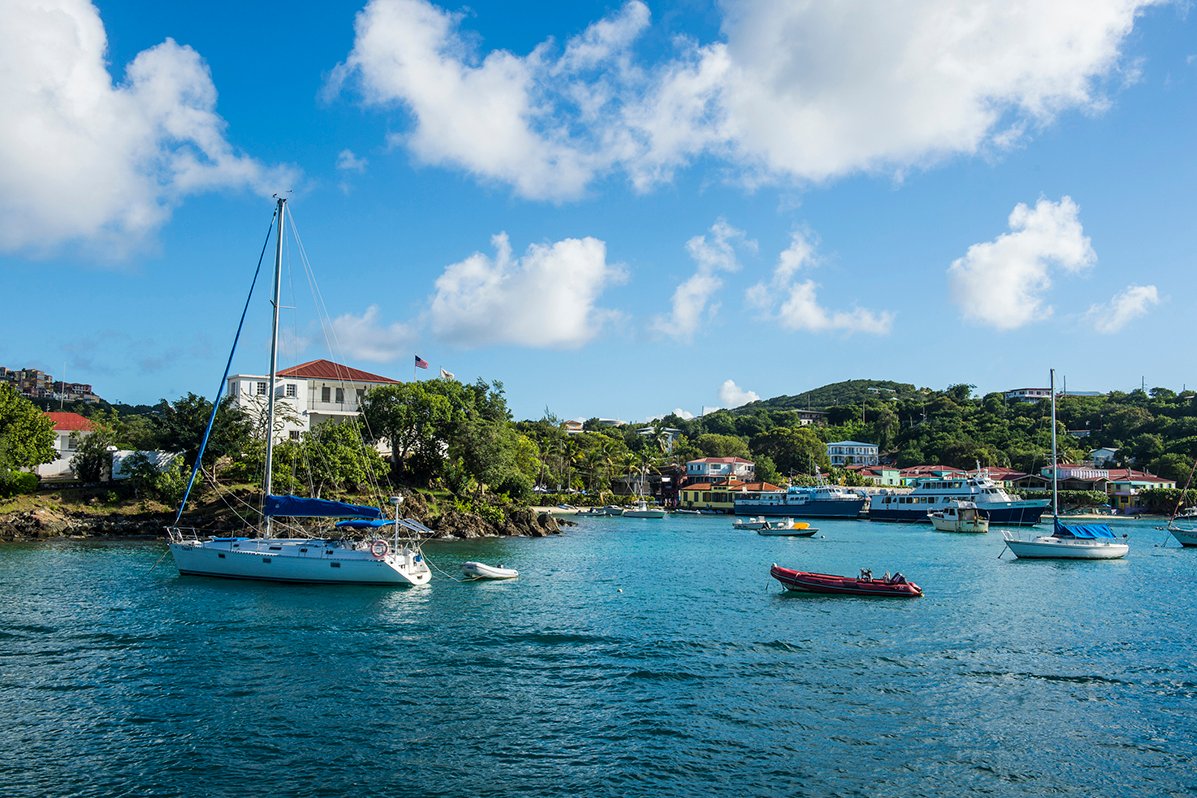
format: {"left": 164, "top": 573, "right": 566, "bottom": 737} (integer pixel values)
{"left": 0, "top": 497, "right": 563, "bottom": 544}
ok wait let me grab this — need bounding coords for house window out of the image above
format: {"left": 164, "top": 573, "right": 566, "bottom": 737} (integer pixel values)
{"left": 256, "top": 381, "right": 266, "bottom": 395}
{"left": 335, "top": 388, "right": 344, "bottom": 403}
{"left": 321, "top": 386, "right": 331, "bottom": 402}
{"left": 356, "top": 389, "right": 365, "bottom": 404}
{"left": 285, "top": 384, "right": 296, "bottom": 398}
{"left": 289, "top": 431, "right": 301, "bottom": 441}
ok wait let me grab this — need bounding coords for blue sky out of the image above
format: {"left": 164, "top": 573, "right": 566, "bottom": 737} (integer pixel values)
{"left": 2, "top": 0, "right": 1194, "bottom": 421}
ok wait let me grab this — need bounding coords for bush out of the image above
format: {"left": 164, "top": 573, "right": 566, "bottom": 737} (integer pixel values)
{"left": 0, "top": 470, "right": 39, "bottom": 498}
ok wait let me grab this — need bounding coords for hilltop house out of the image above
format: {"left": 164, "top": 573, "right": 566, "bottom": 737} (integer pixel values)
{"left": 36, "top": 412, "right": 95, "bottom": 479}
{"left": 227, "top": 359, "right": 400, "bottom": 442}
{"left": 827, "top": 441, "right": 879, "bottom": 467}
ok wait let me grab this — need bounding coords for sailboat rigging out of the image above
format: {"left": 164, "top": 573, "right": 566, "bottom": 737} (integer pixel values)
{"left": 166, "top": 197, "right": 432, "bottom": 585}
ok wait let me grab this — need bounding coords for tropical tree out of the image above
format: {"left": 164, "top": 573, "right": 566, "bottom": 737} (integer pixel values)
{"left": 0, "top": 385, "right": 55, "bottom": 493}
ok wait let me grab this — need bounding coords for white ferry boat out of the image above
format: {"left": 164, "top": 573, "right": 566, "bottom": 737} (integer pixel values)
{"left": 868, "top": 472, "right": 1047, "bottom": 526}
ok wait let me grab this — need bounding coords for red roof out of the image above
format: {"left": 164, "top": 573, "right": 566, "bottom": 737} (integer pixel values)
{"left": 277, "top": 359, "right": 400, "bottom": 384}
{"left": 45, "top": 412, "right": 94, "bottom": 432}
{"left": 899, "top": 464, "right": 964, "bottom": 476}
{"left": 689, "top": 457, "right": 754, "bottom": 464}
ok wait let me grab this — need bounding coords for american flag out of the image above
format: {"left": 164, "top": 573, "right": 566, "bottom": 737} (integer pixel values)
{"left": 414, "top": 355, "right": 429, "bottom": 369}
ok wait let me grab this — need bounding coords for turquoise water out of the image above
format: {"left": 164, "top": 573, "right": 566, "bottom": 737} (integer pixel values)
{"left": 2, "top": 517, "right": 1195, "bottom": 797}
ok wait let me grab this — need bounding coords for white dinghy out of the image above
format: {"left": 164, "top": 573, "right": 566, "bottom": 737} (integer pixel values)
{"left": 462, "top": 561, "right": 519, "bottom": 580}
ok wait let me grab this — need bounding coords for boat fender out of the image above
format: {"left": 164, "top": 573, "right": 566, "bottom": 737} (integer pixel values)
{"left": 370, "top": 539, "right": 389, "bottom": 558}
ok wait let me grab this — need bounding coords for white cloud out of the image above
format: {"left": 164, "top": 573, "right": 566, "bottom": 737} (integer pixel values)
{"left": 671, "top": 408, "right": 696, "bottom": 421}
{"left": 947, "top": 196, "right": 1096, "bottom": 330}
{"left": 329, "top": 305, "right": 416, "bottom": 362}
{"left": 652, "top": 220, "right": 753, "bottom": 339}
{"left": 719, "top": 379, "right": 759, "bottom": 408}
{"left": 336, "top": 149, "right": 368, "bottom": 172}
{"left": 331, "top": 0, "right": 1157, "bottom": 196}
{"left": 0, "top": 0, "right": 293, "bottom": 255}
{"left": 1085, "top": 284, "right": 1160, "bottom": 333}
{"left": 748, "top": 232, "right": 894, "bottom": 335}
{"left": 428, "top": 233, "right": 623, "bottom": 348}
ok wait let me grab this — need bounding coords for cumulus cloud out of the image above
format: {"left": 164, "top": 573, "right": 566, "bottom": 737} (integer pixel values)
{"left": 1085, "top": 284, "right": 1160, "bottom": 333}
{"left": 0, "top": 0, "right": 293, "bottom": 255}
{"left": 719, "top": 379, "right": 759, "bottom": 408}
{"left": 652, "top": 220, "right": 753, "bottom": 339}
{"left": 331, "top": 0, "right": 1157, "bottom": 197}
{"left": 947, "top": 196, "right": 1096, "bottom": 330}
{"left": 336, "top": 149, "right": 368, "bottom": 172}
{"left": 329, "top": 305, "right": 416, "bottom": 362}
{"left": 748, "top": 232, "right": 893, "bottom": 335}
{"left": 428, "top": 233, "right": 623, "bottom": 348}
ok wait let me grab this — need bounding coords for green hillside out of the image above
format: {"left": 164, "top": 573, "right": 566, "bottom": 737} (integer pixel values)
{"left": 736, "top": 379, "right": 920, "bottom": 413}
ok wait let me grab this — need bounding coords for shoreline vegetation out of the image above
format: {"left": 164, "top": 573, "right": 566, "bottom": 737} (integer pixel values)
{"left": 4, "top": 378, "right": 1196, "bottom": 544}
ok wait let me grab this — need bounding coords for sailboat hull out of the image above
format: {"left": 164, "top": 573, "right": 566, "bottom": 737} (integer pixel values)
{"left": 169, "top": 539, "right": 432, "bottom": 585}
{"left": 1001, "top": 535, "right": 1128, "bottom": 560}
{"left": 1169, "top": 526, "right": 1197, "bottom": 547}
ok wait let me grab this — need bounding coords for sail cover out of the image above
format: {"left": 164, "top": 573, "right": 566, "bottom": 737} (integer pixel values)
{"left": 1054, "top": 521, "right": 1116, "bottom": 539}
{"left": 335, "top": 518, "right": 434, "bottom": 534}
{"left": 263, "top": 495, "right": 383, "bottom": 519}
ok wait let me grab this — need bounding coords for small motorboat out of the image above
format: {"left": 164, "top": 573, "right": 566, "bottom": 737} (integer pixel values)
{"left": 756, "top": 520, "right": 818, "bottom": 537}
{"left": 928, "top": 501, "right": 989, "bottom": 533}
{"left": 733, "top": 516, "right": 770, "bottom": 530}
{"left": 769, "top": 564, "right": 922, "bottom": 597}
{"left": 462, "top": 561, "right": 519, "bottom": 580}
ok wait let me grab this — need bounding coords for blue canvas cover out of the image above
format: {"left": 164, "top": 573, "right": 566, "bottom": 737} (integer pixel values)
{"left": 263, "top": 495, "right": 383, "bottom": 519}
{"left": 1054, "top": 521, "right": 1115, "bottom": 539}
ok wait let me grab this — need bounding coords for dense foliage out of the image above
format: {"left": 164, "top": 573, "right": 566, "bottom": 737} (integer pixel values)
{"left": 0, "top": 385, "right": 55, "bottom": 495}
{"left": 13, "top": 377, "right": 1197, "bottom": 513}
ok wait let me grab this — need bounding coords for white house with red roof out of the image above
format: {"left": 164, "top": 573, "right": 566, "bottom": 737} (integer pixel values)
{"left": 37, "top": 412, "right": 95, "bottom": 478}
{"left": 227, "top": 359, "right": 401, "bottom": 442}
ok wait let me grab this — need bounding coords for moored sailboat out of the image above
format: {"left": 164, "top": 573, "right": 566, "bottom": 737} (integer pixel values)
{"left": 166, "top": 198, "right": 432, "bottom": 585}
{"left": 1001, "top": 370, "right": 1128, "bottom": 560}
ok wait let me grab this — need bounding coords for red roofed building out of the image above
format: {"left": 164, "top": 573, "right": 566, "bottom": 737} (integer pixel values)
{"left": 1043, "top": 464, "right": 1176, "bottom": 512}
{"left": 227, "top": 359, "right": 401, "bottom": 443}
{"left": 37, "top": 412, "right": 97, "bottom": 479}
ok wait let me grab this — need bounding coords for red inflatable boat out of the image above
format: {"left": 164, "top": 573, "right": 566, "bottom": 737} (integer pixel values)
{"left": 770, "top": 564, "right": 922, "bottom": 597}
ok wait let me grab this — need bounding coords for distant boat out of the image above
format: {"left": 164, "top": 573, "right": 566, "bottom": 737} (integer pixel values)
{"left": 734, "top": 481, "right": 865, "bottom": 518}
{"left": 1001, "top": 370, "right": 1128, "bottom": 560}
{"left": 462, "top": 561, "right": 519, "bottom": 580}
{"left": 733, "top": 516, "right": 771, "bottom": 530}
{"left": 928, "top": 501, "right": 989, "bottom": 533}
{"left": 770, "top": 564, "right": 921, "bottom": 597}
{"left": 756, "top": 520, "right": 818, "bottom": 537}
{"left": 623, "top": 500, "right": 665, "bottom": 518}
{"left": 621, "top": 467, "right": 665, "bottom": 517}
{"left": 166, "top": 198, "right": 431, "bottom": 586}
{"left": 869, "top": 472, "right": 1047, "bottom": 526}
{"left": 585, "top": 505, "right": 625, "bottom": 516}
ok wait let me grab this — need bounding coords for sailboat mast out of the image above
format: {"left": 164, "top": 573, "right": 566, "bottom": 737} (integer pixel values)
{"left": 1050, "top": 368, "right": 1058, "bottom": 520}
{"left": 263, "top": 197, "right": 286, "bottom": 534}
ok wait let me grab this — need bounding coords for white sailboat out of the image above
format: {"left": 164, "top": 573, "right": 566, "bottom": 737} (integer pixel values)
{"left": 622, "top": 466, "right": 665, "bottom": 518}
{"left": 167, "top": 198, "right": 432, "bottom": 585}
{"left": 1001, "top": 369, "right": 1128, "bottom": 560}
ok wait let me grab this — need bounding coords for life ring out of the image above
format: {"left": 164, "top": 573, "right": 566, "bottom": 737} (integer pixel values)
{"left": 370, "top": 539, "right": 389, "bottom": 558}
